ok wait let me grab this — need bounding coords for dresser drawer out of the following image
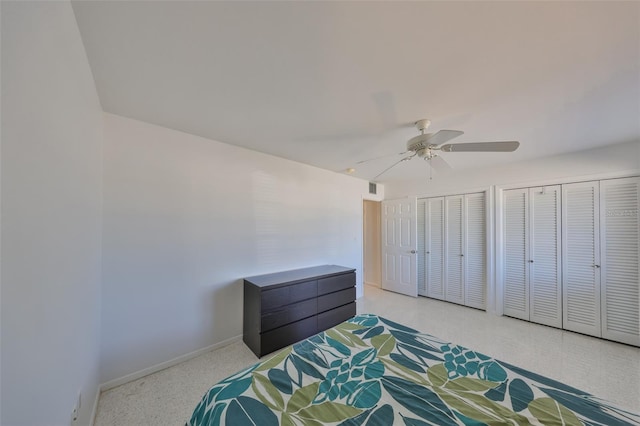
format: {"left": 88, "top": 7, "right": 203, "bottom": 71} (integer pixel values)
{"left": 317, "top": 302, "right": 356, "bottom": 331}
{"left": 244, "top": 265, "right": 356, "bottom": 357}
{"left": 260, "top": 315, "right": 317, "bottom": 356}
{"left": 317, "top": 272, "right": 355, "bottom": 295}
{"left": 261, "top": 280, "right": 317, "bottom": 310}
{"left": 317, "top": 287, "right": 356, "bottom": 313}
{"left": 261, "top": 298, "right": 317, "bottom": 332}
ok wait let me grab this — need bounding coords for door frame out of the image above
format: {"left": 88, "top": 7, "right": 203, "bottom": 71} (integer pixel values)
{"left": 361, "top": 192, "right": 384, "bottom": 299}
{"left": 362, "top": 199, "right": 382, "bottom": 289}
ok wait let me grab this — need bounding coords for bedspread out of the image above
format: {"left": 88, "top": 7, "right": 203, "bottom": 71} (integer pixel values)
{"left": 188, "top": 314, "right": 640, "bottom": 425}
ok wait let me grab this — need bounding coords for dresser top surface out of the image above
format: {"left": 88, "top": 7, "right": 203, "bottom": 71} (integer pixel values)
{"left": 244, "top": 265, "right": 355, "bottom": 288}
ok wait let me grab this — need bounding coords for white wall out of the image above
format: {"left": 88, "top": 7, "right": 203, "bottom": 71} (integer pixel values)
{"left": 101, "top": 113, "right": 375, "bottom": 383}
{"left": 1, "top": 2, "right": 103, "bottom": 425}
{"left": 385, "top": 141, "right": 640, "bottom": 198}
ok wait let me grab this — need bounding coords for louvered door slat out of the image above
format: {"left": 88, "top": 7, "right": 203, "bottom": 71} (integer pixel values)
{"left": 465, "top": 193, "right": 486, "bottom": 310}
{"left": 503, "top": 189, "right": 529, "bottom": 320}
{"left": 562, "top": 181, "right": 601, "bottom": 337}
{"left": 426, "top": 197, "right": 445, "bottom": 300}
{"left": 530, "top": 186, "right": 562, "bottom": 328}
{"left": 445, "top": 195, "right": 465, "bottom": 305}
{"left": 600, "top": 177, "right": 640, "bottom": 345}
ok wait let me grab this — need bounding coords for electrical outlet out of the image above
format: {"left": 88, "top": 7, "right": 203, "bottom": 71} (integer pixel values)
{"left": 70, "top": 392, "right": 81, "bottom": 425}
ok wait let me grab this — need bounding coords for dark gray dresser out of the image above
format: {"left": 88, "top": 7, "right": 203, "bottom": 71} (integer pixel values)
{"left": 243, "top": 265, "right": 356, "bottom": 357}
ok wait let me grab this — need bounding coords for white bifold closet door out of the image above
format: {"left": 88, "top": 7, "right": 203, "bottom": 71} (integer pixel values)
{"left": 465, "top": 193, "right": 487, "bottom": 310}
{"left": 562, "top": 181, "right": 601, "bottom": 337}
{"left": 600, "top": 177, "right": 639, "bottom": 346}
{"left": 529, "top": 186, "right": 562, "bottom": 327}
{"left": 503, "top": 188, "right": 530, "bottom": 320}
{"left": 503, "top": 186, "right": 562, "bottom": 327}
{"left": 425, "top": 197, "right": 445, "bottom": 300}
{"left": 423, "top": 192, "right": 486, "bottom": 309}
{"left": 503, "top": 178, "right": 638, "bottom": 345}
{"left": 445, "top": 195, "right": 465, "bottom": 305}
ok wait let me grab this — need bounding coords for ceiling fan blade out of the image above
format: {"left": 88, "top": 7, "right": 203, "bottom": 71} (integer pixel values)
{"left": 439, "top": 141, "right": 520, "bottom": 152}
{"left": 356, "top": 151, "right": 409, "bottom": 164}
{"left": 372, "top": 155, "right": 414, "bottom": 181}
{"left": 424, "top": 130, "right": 464, "bottom": 146}
{"left": 428, "top": 155, "right": 453, "bottom": 172}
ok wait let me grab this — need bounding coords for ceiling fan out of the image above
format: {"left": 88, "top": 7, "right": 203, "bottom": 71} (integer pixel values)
{"left": 358, "top": 119, "right": 520, "bottom": 180}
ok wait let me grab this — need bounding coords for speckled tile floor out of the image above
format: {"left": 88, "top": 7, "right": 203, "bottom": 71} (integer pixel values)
{"left": 94, "top": 285, "right": 640, "bottom": 425}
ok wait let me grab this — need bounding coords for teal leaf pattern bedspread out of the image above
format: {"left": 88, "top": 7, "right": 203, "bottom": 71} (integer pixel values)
{"left": 187, "top": 314, "right": 640, "bottom": 425}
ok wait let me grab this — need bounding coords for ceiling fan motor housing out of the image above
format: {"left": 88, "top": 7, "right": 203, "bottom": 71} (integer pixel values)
{"left": 414, "top": 119, "right": 431, "bottom": 132}
{"left": 407, "top": 134, "right": 434, "bottom": 158}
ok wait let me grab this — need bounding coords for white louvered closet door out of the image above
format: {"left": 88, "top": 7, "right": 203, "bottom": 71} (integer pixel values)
{"left": 529, "top": 186, "right": 562, "bottom": 328}
{"left": 445, "top": 195, "right": 465, "bottom": 305}
{"left": 503, "top": 188, "right": 529, "bottom": 320}
{"left": 417, "top": 200, "right": 427, "bottom": 296}
{"left": 600, "top": 177, "right": 640, "bottom": 346}
{"left": 464, "top": 193, "right": 486, "bottom": 309}
{"left": 426, "top": 197, "right": 445, "bottom": 300}
{"left": 562, "top": 181, "right": 601, "bottom": 337}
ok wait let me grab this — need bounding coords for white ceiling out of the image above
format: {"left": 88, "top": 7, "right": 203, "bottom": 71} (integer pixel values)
{"left": 71, "top": 1, "right": 640, "bottom": 183}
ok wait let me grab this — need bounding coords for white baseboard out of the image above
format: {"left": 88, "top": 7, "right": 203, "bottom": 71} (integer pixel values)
{"left": 364, "top": 281, "right": 381, "bottom": 288}
{"left": 99, "top": 335, "right": 243, "bottom": 392}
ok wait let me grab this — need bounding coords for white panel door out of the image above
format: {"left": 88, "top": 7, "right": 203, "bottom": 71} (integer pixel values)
{"left": 600, "top": 177, "right": 640, "bottom": 345}
{"left": 503, "top": 188, "right": 529, "bottom": 320}
{"left": 464, "top": 193, "right": 486, "bottom": 310}
{"left": 445, "top": 195, "right": 465, "bottom": 305}
{"left": 425, "top": 197, "right": 445, "bottom": 300}
{"left": 529, "top": 186, "right": 562, "bottom": 328}
{"left": 562, "top": 181, "right": 601, "bottom": 337}
{"left": 382, "top": 198, "right": 418, "bottom": 297}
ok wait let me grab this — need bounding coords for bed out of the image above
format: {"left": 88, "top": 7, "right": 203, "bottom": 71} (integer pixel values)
{"left": 187, "top": 314, "right": 640, "bottom": 425}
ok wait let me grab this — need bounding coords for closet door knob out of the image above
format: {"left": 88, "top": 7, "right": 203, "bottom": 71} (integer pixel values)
{"left": 528, "top": 260, "right": 534, "bottom": 263}
{"left": 593, "top": 264, "right": 600, "bottom": 268}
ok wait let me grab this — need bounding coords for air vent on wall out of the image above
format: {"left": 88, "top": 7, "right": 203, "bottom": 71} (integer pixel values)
{"left": 369, "top": 182, "right": 377, "bottom": 195}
